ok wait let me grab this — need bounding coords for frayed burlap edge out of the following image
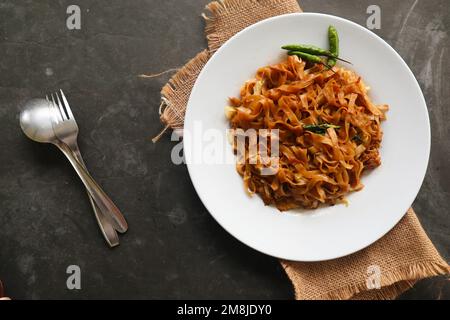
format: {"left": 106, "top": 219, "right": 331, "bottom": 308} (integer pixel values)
{"left": 153, "top": 50, "right": 210, "bottom": 142}
{"left": 160, "top": 50, "right": 209, "bottom": 129}
{"left": 282, "top": 261, "right": 449, "bottom": 300}
{"left": 203, "top": 0, "right": 302, "bottom": 53}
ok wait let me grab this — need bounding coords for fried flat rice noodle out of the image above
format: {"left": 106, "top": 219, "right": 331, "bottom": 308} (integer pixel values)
{"left": 226, "top": 55, "right": 388, "bottom": 211}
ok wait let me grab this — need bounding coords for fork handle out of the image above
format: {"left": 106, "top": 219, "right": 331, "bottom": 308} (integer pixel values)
{"left": 70, "top": 144, "right": 120, "bottom": 247}
{"left": 55, "top": 141, "right": 128, "bottom": 233}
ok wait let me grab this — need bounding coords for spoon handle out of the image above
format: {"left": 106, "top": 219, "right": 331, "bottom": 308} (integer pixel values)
{"left": 56, "top": 142, "right": 128, "bottom": 233}
{"left": 71, "top": 143, "right": 120, "bottom": 247}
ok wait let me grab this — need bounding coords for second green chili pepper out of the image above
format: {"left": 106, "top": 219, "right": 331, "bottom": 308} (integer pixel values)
{"left": 287, "top": 50, "right": 323, "bottom": 64}
{"left": 328, "top": 25, "right": 339, "bottom": 67}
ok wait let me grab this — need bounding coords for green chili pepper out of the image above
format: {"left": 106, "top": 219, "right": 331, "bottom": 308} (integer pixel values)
{"left": 282, "top": 44, "right": 335, "bottom": 57}
{"left": 283, "top": 44, "right": 351, "bottom": 64}
{"left": 303, "top": 123, "right": 341, "bottom": 135}
{"left": 328, "top": 25, "right": 339, "bottom": 67}
{"left": 288, "top": 51, "right": 335, "bottom": 71}
{"left": 287, "top": 51, "right": 323, "bottom": 64}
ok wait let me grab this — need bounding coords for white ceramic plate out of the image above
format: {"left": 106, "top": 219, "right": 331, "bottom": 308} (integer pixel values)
{"left": 184, "top": 13, "right": 430, "bottom": 261}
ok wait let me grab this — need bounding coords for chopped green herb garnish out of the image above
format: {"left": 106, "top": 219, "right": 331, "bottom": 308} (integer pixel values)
{"left": 303, "top": 123, "right": 340, "bottom": 135}
{"left": 352, "top": 134, "right": 363, "bottom": 144}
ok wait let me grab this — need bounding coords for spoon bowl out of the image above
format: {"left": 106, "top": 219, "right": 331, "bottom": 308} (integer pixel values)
{"left": 19, "top": 98, "right": 56, "bottom": 144}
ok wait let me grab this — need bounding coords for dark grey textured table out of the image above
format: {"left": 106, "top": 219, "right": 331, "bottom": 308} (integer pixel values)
{"left": 0, "top": 0, "right": 448, "bottom": 299}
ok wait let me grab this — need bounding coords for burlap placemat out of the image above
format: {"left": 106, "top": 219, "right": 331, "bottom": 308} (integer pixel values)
{"left": 152, "top": 0, "right": 449, "bottom": 299}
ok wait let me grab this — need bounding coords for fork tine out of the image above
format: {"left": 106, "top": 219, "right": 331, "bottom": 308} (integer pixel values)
{"left": 46, "top": 95, "right": 54, "bottom": 116}
{"left": 59, "top": 89, "right": 74, "bottom": 119}
{"left": 54, "top": 91, "right": 68, "bottom": 120}
{"left": 50, "top": 93, "right": 63, "bottom": 122}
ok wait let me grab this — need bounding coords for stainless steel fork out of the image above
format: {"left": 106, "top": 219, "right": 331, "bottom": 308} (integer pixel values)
{"left": 48, "top": 90, "right": 128, "bottom": 238}
{"left": 46, "top": 93, "right": 119, "bottom": 247}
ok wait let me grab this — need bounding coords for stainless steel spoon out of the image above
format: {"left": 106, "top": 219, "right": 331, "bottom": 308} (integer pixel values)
{"left": 19, "top": 98, "right": 128, "bottom": 239}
